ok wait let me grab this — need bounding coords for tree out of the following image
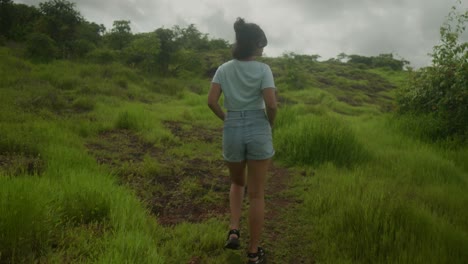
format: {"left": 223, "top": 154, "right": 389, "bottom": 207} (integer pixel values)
{"left": 337, "top": 52, "right": 348, "bottom": 62}
{"left": 0, "top": 1, "right": 41, "bottom": 40}
{"left": 0, "top": 0, "right": 14, "bottom": 38}
{"left": 77, "top": 21, "right": 105, "bottom": 45}
{"left": 372, "top": 53, "right": 409, "bottom": 70}
{"left": 26, "top": 32, "right": 58, "bottom": 61}
{"left": 347, "top": 53, "right": 408, "bottom": 70}
{"left": 154, "top": 27, "right": 179, "bottom": 75}
{"left": 124, "top": 32, "right": 160, "bottom": 72}
{"left": 153, "top": 24, "right": 229, "bottom": 76}
{"left": 397, "top": 2, "right": 467, "bottom": 141}
{"left": 106, "top": 20, "right": 132, "bottom": 50}
{"left": 174, "top": 24, "right": 210, "bottom": 51}
{"left": 208, "top": 38, "right": 230, "bottom": 50}
{"left": 69, "top": 21, "right": 104, "bottom": 57}
{"left": 36, "top": 0, "right": 83, "bottom": 57}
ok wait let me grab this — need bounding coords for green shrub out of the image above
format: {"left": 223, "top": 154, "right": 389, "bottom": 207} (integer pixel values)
{"left": 86, "top": 48, "right": 118, "bottom": 64}
{"left": 274, "top": 115, "right": 369, "bottom": 167}
{"left": 392, "top": 113, "right": 466, "bottom": 146}
{"left": 396, "top": 4, "right": 467, "bottom": 141}
{"left": 71, "top": 39, "right": 96, "bottom": 57}
{"left": 25, "top": 32, "right": 58, "bottom": 61}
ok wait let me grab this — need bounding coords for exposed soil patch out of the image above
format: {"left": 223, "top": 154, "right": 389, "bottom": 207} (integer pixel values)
{"left": 150, "top": 157, "right": 230, "bottom": 225}
{"left": 0, "top": 152, "right": 45, "bottom": 176}
{"left": 86, "top": 124, "right": 229, "bottom": 226}
{"left": 163, "top": 120, "right": 222, "bottom": 143}
{"left": 85, "top": 129, "right": 163, "bottom": 166}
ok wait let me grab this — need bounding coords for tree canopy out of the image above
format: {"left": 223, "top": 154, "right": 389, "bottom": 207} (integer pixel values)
{"left": 1, "top": 0, "right": 411, "bottom": 76}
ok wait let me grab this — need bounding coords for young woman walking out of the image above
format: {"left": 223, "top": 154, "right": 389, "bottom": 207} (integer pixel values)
{"left": 208, "top": 17, "right": 277, "bottom": 264}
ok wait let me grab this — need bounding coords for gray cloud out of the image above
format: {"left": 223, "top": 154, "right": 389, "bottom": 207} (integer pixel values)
{"left": 15, "top": 0, "right": 468, "bottom": 68}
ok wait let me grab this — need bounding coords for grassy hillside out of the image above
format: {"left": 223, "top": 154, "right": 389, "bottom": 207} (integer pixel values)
{"left": 0, "top": 45, "right": 467, "bottom": 264}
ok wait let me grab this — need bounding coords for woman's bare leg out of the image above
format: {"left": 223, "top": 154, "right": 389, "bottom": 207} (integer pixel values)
{"left": 226, "top": 161, "right": 247, "bottom": 237}
{"left": 246, "top": 159, "right": 270, "bottom": 253}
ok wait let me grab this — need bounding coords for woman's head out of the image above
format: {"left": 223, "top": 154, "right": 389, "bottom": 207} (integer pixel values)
{"left": 232, "top": 18, "right": 268, "bottom": 60}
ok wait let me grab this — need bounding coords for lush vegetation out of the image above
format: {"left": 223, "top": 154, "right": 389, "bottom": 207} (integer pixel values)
{"left": 397, "top": 4, "right": 467, "bottom": 142}
{"left": 0, "top": 0, "right": 467, "bottom": 263}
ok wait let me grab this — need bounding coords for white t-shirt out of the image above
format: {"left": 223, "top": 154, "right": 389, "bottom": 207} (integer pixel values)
{"left": 212, "top": 59, "right": 276, "bottom": 111}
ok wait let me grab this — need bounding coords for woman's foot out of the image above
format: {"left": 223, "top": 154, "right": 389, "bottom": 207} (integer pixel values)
{"left": 247, "top": 247, "right": 266, "bottom": 264}
{"left": 224, "top": 229, "right": 240, "bottom": 249}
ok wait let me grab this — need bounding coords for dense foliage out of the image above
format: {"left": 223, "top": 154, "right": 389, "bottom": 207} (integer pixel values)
{"left": 397, "top": 4, "right": 467, "bottom": 142}
{"left": 0, "top": 0, "right": 230, "bottom": 76}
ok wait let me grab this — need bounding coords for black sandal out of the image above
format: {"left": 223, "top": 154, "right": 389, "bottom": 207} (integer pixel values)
{"left": 247, "top": 247, "right": 266, "bottom": 264}
{"left": 224, "top": 229, "right": 240, "bottom": 249}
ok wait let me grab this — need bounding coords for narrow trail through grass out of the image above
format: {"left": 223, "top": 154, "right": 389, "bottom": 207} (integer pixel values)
{"left": 83, "top": 121, "right": 303, "bottom": 263}
{"left": 262, "top": 164, "right": 309, "bottom": 264}
{"left": 82, "top": 121, "right": 310, "bottom": 264}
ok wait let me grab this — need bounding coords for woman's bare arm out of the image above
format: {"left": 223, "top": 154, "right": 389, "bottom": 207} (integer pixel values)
{"left": 207, "top": 82, "right": 225, "bottom": 121}
{"left": 262, "top": 88, "right": 277, "bottom": 127}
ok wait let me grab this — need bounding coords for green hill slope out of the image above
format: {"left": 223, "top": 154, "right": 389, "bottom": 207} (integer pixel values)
{"left": 1, "top": 45, "right": 467, "bottom": 264}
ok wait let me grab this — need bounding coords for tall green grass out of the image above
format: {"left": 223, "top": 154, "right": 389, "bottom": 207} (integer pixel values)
{"left": 0, "top": 48, "right": 224, "bottom": 262}
{"left": 274, "top": 112, "right": 369, "bottom": 167}
{"left": 288, "top": 117, "right": 468, "bottom": 263}
{"left": 0, "top": 179, "right": 59, "bottom": 262}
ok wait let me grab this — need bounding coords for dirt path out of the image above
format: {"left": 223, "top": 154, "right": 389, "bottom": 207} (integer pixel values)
{"left": 262, "top": 164, "right": 296, "bottom": 263}
{"left": 85, "top": 122, "right": 304, "bottom": 263}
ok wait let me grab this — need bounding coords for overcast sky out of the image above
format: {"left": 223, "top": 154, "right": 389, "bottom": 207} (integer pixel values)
{"left": 16, "top": 0, "right": 468, "bottom": 68}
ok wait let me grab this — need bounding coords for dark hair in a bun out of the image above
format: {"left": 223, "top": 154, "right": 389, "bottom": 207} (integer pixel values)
{"left": 234, "top": 17, "right": 246, "bottom": 32}
{"left": 232, "top": 17, "right": 267, "bottom": 60}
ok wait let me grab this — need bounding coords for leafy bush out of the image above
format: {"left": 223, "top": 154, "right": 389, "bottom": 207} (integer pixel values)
{"left": 124, "top": 32, "right": 160, "bottom": 72}
{"left": 25, "top": 32, "right": 58, "bottom": 61}
{"left": 396, "top": 4, "right": 467, "bottom": 142}
{"left": 71, "top": 39, "right": 96, "bottom": 57}
{"left": 86, "top": 48, "right": 118, "bottom": 64}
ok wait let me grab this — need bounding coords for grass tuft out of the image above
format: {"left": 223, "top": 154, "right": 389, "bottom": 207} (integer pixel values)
{"left": 115, "top": 111, "right": 140, "bottom": 130}
{"left": 275, "top": 114, "right": 369, "bottom": 167}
